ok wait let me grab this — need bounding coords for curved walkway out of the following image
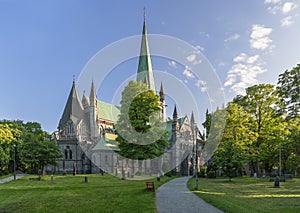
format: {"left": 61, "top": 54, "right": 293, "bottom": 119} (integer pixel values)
{"left": 156, "top": 176, "right": 223, "bottom": 213}
{"left": 0, "top": 174, "right": 27, "bottom": 184}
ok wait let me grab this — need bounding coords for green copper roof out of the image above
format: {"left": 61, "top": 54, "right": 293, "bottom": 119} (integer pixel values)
{"left": 136, "top": 18, "right": 156, "bottom": 91}
{"left": 92, "top": 136, "right": 119, "bottom": 151}
{"left": 97, "top": 101, "right": 120, "bottom": 122}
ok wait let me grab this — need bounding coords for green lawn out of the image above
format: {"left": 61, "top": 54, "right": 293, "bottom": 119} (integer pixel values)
{"left": 187, "top": 176, "right": 300, "bottom": 213}
{"left": 0, "top": 174, "right": 173, "bottom": 213}
{"left": 0, "top": 174, "right": 13, "bottom": 179}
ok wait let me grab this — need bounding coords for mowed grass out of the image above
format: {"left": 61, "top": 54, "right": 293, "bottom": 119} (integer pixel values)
{"left": 0, "top": 174, "right": 173, "bottom": 213}
{"left": 187, "top": 176, "right": 300, "bottom": 213}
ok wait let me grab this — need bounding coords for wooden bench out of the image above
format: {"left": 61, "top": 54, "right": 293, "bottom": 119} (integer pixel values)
{"left": 145, "top": 181, "right": 155, "bottom": 192}
{"left": 29, "top": 177, "right": 41, "bottom": 181}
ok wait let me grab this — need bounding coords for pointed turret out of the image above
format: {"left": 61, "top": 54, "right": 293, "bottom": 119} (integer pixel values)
{"left": 190, "top": 111, "right": 195, "bottom": 124}
{"left": 159, "top": 82, "right": 166, "bottom": 121}
{"left": 82, "top": 90, "right": 90, "bottom": 112}
{"left": 159, "top": 82, "right": 165, "bottom": 102}
{"left": 190, "top": 111, "right": 196, "bottom": 136}
{"left": 90, "top": 80, "right": 97, "bottom": 107}
{"left": 136, "top": 8, "right": 156, "bottom": 91}
{"left": 172, "top": 105, "right": 179, "bottom": 132}
{"left": 190, "top": 111, "right": 196, "bottom": 127}
{"left": 89, "top": 80, "right": 98, "bottom": 138}
{"left": 58, "top": 80, "right": 83, "bottom": 129}
{"left": 171, "top": 105, "right": 179, "bottom": 175}
{"left": 173, "top": 105, "right": 178, "bottom": 120}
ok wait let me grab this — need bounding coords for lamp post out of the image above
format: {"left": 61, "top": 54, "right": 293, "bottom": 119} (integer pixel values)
{"left": 279, "top": 143, "right": 282, "bottom": 177}
{"left": 195, "top": 129, "right": 199, "bottom": 190}
{"left": 192, "top": 119, "right": 198, "bottom": 190}
{"left": 76, "top": 142, "right": 78, "bottom": 174}
{"left": 13, "top": 144, "right": 16, "bottom": 180}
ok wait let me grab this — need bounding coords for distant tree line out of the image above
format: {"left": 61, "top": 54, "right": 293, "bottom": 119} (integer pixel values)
{"left": 0, "top": 121, "right": 62, "bottom": 176}
{"left": 203, "top": 64, "right": 300, "bottom": 180}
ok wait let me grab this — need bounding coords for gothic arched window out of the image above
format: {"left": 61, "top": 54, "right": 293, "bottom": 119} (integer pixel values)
{"left": 69, "top": 150, "right": 72, "bottom": 160}
{"left": 64, "top": 149, "right": 68, "bottom": 159}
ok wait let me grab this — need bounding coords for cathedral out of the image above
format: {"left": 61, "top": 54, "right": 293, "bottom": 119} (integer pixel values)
{"left": 53, "top": 14, "right": 204, "bottom": 176}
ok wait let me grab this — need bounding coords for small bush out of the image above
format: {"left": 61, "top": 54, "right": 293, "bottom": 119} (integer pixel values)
{"left": 199, "top": 168, "right": 206, "bottom": 178}
{"left": 165, "top": 171, "right": 172, "bottom": 177}
{"left": 135, "top": 171, "right": 141, "bottom": 176}
{"left": 207, "top": 171, "right": 216, "bottom": 178}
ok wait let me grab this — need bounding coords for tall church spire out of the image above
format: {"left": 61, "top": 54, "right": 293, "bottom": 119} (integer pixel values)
{"left": 136, "top": 8, "right": 156, "bottom": 91}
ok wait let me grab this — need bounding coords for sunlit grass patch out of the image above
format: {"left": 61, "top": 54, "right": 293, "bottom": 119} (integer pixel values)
{"left": 0, "top": 174, "right": 174, "bottom": 212}
{"left": 187, "top": 177, "right": 300, "bottom": 213}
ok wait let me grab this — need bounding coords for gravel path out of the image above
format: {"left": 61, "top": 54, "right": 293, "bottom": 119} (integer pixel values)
{"left": 156, "top": 176, "right": 223, "bottom": 213}
{"left": 0, "top": 174, "right": 27, "bottom": 184}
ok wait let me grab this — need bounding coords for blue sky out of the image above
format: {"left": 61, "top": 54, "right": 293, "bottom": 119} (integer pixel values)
{"left": 0, "top": 0, "right": 299, "bottom": 132}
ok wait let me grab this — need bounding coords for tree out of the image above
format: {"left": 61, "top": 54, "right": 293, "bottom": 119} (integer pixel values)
{"left": 0, "top": 121, "right": 23, "bottom": 175}
{"left": 213, "top": 103, "right": 257, "bottom": 180}
{"left": 0, "top": 123, "right": 14, "bottom": 175}
{"left": 277, "top": 64, "right": 300, "bottom": 118}
{"left": 233, "top": 84, "right": 283, "bottom": 175}
{"left": 276, "top": 65, "right": 300, "bottom": 175}
{"left": 116, "top": 81, "right": 168, "bottom": 173}
{"left": 202, "top": 109, "right": 211, "bottom": 139}
{"left": 19, "top": 122, "right": 62, "bottom": 175}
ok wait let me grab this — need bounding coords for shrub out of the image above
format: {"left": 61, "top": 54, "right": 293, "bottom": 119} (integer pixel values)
{"left": 165, "top": 171, "right": 172, "bottom": 177}
{"left": 199, "top": 168, "right": 206, "bottom": 178}
{"left": 207, "top": 170, "right": 216, "bottom": 178}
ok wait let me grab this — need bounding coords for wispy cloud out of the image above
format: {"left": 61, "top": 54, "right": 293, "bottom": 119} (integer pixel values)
{"left": 225, "top": 33, "right": 240, "bottom": 42}
{"left": 218, "top": 61, "right": 226, "bottom": 67}
{"left": 195, "top": 45, "right": 205, "bottom": 52}
{"left": 183, "top": 66, "right": 194, "bottom": 79}
{"left": 267, "top": 5, "right": 281, "bottom": 14}
{"left": 281, "top": 16, "right": 294, "bottom": 27}
{"left": 168, "top": 60, "right": 177, "bottom": 68}
{"left": 282, "top": 2, "right": 297, "bottom": 14}
{"left": 265, "top": 0, "right": 281, "bottom": 14}
{"left": 264, "top": 0, "right": 281, "bottom": 4}
{"left": 225, "top": 53, "right": 266, "bottom": 95}
{"left": 250, "top": 24, "right": 273, "bottom": 50}
{"left": 199, "top": 31, "right": 210, "bottom": 38}
{"left": 186, "top": 53, "right": 202, "bottom": 65}
{"left": 265, "top": 0, "right": 297, "bottom": 27}
{"left": 233, "top": 53, "right": 247, "bottom": 63}
{"left": 186, "top": 54, "right": 196, "bottom": 63}
{"left": 195, "top": 80, "right": 207, "bottom": 92}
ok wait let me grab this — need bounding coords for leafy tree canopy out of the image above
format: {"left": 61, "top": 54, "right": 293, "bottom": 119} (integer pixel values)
{"left": 116, "top": 81, "right": 168, "bottom": 161}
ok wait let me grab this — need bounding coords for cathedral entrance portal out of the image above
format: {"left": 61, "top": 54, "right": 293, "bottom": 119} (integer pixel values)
{"left": 180, "top": 151, "right": 191, "bottom": 176}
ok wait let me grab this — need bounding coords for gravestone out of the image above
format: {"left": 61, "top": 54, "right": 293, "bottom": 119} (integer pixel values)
{"left": 274, "top": 176, "right": 280, "bottom": 188}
